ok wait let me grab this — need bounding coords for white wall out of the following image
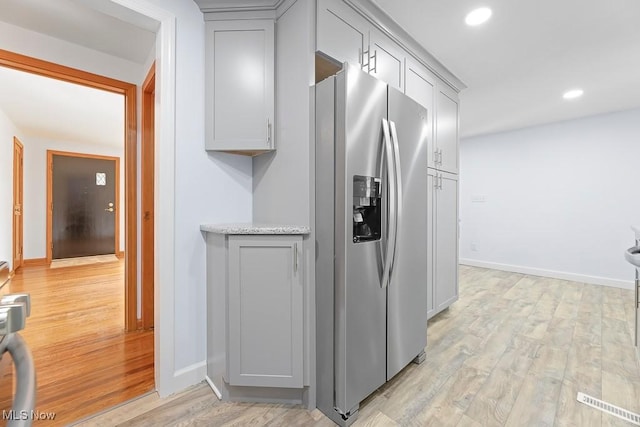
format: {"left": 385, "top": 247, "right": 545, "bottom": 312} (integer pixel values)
{"left": 21, "top": 137, "right": 125, "bottom": 259}
{"left": 460, "top": 108, "right": 640, "bottom": 288}
{"left": 152, "top": 0, "right": 252, "bottom": 377}
{"left": 0, "top": 21, "right": 142, "bottom": 84}
{"left": 253, "top": 0, "right": 315, "bottom": 225}
{"left": 0, "top": 109, "right": 24, "bottom": 270}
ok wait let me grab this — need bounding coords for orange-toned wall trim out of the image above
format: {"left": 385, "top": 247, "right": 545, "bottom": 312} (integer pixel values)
{"left": 23, "top": 258, "right": 48, "bottom": 267}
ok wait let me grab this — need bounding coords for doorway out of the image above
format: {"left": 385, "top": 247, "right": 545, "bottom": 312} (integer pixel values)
{"left": 47, "top": 151, "right": 120, "bottom": 260}
{"left": 0, "top": 48, "right": 138, "bottom": 331}
{"left": 12, "top": 137, "right": 24, "bottom": 271}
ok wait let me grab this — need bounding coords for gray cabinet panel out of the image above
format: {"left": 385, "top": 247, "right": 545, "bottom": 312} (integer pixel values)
{"left": 317, "top": 0, "right": 367, "bottom": 68}
{"left": 405, "top": 57, "right": 436, "bottom": 168}
{"left": 427, "top": 169, "right": 458, "bottom": 319}
{"left": 369, "top": 27, "right": 404, "bottom": 91}
{"left": 205, "top": 19, "right": 275, "bottom": 153}
{"left": 227, "top": 236, "right": 303, "bottom": 388}
{"left": 435, "top": 86, "right": 459, "bottom": 174}
{"left": 435, "top": 172, "right": 459, "bottom": 312}
{"left": 426, "top": 171, "right": 436, "bottom": 319}
{"left": 317, "top": 0, "right": 404, "bottom": 92}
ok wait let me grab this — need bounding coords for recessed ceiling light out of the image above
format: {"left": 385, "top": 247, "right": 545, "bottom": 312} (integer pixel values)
{"left": 465, "top": 7, "right": 492, "bottom": 26}
{"left": 563, "top": 89, "right": 584, "bottom": 100}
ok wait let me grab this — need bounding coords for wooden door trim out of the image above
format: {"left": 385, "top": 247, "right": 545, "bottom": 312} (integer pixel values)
{"left": 141, "top": 62, "right": 155, "bottom": 330}
{"left": 46, "top": 150, "right": 121, "bottom": 263}
{"left": 12, "top": 137, "right": 24, "bottom": 271}
{"left": 0, "top": 48, "right": 138, "bottom": 332}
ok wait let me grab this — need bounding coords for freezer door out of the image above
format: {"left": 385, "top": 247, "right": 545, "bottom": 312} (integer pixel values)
{"left": 334, "top": 65, "right": 389, "bottom": 415}
{"left": 386, "top": 88, "right": 429, "bottom": 380}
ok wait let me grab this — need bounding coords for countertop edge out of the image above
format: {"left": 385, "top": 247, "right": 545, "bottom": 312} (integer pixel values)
{"left": 200, "top": 223, "right": 311, "bottom": 235}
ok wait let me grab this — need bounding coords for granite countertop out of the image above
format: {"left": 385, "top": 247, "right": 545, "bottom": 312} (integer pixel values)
{"left": 632, "top": 225, "right": 640, "bottom": 241}
{"left": 200, "top": 223, "right": 310, "bottom": 235}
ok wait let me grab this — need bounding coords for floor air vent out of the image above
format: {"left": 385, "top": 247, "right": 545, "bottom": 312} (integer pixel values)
{"left": 577, "top": 392, "right": 640, "bottom": 425}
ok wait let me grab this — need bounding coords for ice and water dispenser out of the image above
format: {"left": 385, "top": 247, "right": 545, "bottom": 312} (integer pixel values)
{"left": 353, "top": 175, "right": 381, "bottom": 243}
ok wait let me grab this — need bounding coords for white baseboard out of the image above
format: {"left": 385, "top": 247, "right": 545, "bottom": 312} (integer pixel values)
{"left": 171, "top": 360, "right": 207, "bottom": 394}
{"left": 460, "top": 258, "right": 634, "bottom": 290}
{"left": 205, "top": 375, "right": 222, "bottom": 400}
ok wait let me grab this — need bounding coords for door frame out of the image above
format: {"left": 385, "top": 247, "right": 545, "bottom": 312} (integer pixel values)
{"left": 0, "top": 49, "right": 138, "bottom": 332}
{"left": 46, "top": 150, "right": 121, "bottom": 262}
{"left": 12, "top": 137, "right": 24, "bottom": 271}
{"left": 141, "top": 62, "right": 155, "bottom": 330}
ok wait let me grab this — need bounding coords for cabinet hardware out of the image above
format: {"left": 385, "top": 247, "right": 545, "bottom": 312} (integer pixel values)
{"left": 370, "top": 49, "right": 377, "bottom": 73}
{"left": 360, "top": 48, "right": 370, "bottom": 72}
{"left": 267, "top": 119, "right": 272, "bottom": 147}
{"left": 439, "top": 149, "right": 443, "bottom": 165}
{"left": 440, "top": 174, "right": 443, "bottom": 190}
{"left": 293, "top": 243, "right": 298, "bottom": 273}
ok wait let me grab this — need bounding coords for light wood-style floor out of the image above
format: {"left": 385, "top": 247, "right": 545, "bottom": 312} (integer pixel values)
{"left": 78, "top": 265, "right": 640, "bottom": 426}
{"left": 0, "top": 259, "right": 154, "bottom": 426}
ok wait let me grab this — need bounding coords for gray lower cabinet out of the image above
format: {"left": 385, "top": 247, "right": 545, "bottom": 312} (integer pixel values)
{"left": 427, "top": 169, "right": 459, "bottom": 319}
{"left": 226, "top": 235, "right": 303, "bottom": 388}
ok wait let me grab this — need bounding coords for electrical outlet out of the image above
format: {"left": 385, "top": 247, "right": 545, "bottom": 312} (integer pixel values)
{"left": 471, "top": 243, "right": 478, "bottom": 252}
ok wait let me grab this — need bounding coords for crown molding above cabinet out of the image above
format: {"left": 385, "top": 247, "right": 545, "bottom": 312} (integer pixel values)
{"left": 194, "top": 0, "right": 286, "bottom": 13}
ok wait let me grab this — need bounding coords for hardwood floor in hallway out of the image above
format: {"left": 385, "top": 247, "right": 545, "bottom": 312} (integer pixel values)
{"left": 0, "top": 259, "right": 154, "bottom": 426}
{"left": 78, "top": 266, "right": 640, "bottom": 427}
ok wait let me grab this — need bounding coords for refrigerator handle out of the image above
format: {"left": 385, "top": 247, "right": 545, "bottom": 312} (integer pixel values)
{"left": 381, "top": 118, "right": 396, "bottom": 289}
{"left": 389, "top": 121, "right": 403, "bottom": 282}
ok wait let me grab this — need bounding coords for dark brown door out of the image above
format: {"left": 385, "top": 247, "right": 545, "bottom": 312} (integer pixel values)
{"left": 13, "top": 137, "right": 24, "bottom": 270}
{"left": 51, "top": 154, "right": 117, "bottom": 259}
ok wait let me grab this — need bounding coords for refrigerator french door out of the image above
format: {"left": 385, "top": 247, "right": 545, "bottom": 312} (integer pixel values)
{"left": 316, "top": 64, "right": 428, "bottom": 426}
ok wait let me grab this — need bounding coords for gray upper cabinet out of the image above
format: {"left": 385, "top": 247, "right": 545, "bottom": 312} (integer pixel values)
{"left": 205, "top": 19, "right": 275, "bottom": 155}
{"left": 227, "top": 235, "right": 303, "bottom": 388}
{"left": 404, "top": 56, "right": 436, "bottom": 167}
{"left": 435, "top": 85, "right": 459, "bottom": 174}
{"left": 317, "top": 0, "right": 404, "bottom": 91}
{"left": 317, "top": 0, "right": 368, "bottom": 70}
{"left": 369, "top": 27, "right": 404, "bottom": 91}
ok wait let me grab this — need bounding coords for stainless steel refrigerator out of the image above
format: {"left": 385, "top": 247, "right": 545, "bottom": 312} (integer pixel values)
{"left": 315, "top": 64, "right": 428, "bottom": 426}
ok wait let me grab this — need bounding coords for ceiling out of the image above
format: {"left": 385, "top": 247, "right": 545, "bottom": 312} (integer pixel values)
{"left": 0, "top": 0, "right": 154, "bottom": 149}
{"left": 0, "top": 0, "right": 638, "bottom": 141}
{"left": 0, "top": 66, "right": 124, "bottom": 148}
{"left": 374, "top": 0, "right": 640, "bottom": 138}
{"left": 0, "top": 0, "right": 156, "bottom": 64}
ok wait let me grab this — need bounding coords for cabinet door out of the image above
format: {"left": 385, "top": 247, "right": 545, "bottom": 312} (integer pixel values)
{"left": 227, "top": 236, "right": 303, "bottom": 388}
{"left": 205, "top": 19, "right": 275, "bottom": 152}
{"left": 317, "top": 0, "right": 368, "bottom": 69}
{"left": 435, "top": 172, "right": 459, "bottom": 312}
{"left": 435, "top": 85, "right": 459, "bottom": 173}
{"left": 369, "top": 27, "right": 404, "bottom": 91}
{"left": 426, "top": 170, "right": 436, "bottom": 320}
{"left": 405, "top": 57, "right": 436, "bottom": 168}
